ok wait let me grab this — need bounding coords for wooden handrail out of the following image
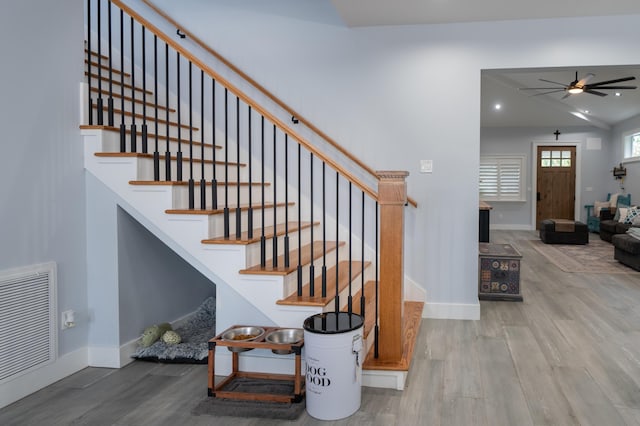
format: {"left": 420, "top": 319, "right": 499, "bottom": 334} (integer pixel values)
{"left": 138, "top": 0, "right": 417, "bottom": 209}
{"left": 111, "top": 0, "right": 378, "bottom": 202}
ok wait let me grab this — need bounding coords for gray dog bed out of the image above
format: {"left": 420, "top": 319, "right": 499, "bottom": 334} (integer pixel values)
{"left": 132, "top": 297, "right": 216, "bottom": 364}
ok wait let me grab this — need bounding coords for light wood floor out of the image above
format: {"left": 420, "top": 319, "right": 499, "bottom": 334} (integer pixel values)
{"left": 3, "top": 230, "right": 640, "bottom": 425}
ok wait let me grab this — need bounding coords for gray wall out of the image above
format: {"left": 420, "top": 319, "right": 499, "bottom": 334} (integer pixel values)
{"left": 480, "top": 126, "right": 614, "bottom": 228}
{"left": 117, "top": 207, "right": 215, "bottom": 342}
{"left": 0, "top": 0, "right": 87, "bottom": 355}
{"left": 141, "top": 0, "right": 640, "bottom": 309}
{"left": 611, "top": 114, "right": 640, "bottom": 204}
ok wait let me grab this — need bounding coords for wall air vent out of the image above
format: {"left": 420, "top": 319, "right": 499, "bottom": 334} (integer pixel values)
{"left": 0, "top": 262, "right": 57, "bottom": 384}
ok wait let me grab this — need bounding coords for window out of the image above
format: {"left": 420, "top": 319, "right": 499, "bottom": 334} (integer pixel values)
{"left": 479, "top": 156, "right": 525, "bottom": 202}
{"left": 623, "top": 130, "right": 640, "bottom": 159}
{"left": 540, "top": 150, "right": 571, "bottom": 168}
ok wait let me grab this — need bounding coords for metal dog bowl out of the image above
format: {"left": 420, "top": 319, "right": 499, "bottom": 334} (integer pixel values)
{"left": 221, "top": 326, "right": 265, "bottom": 352}
{"left": 265, "top": 328, "right": 304, "bottom": 354}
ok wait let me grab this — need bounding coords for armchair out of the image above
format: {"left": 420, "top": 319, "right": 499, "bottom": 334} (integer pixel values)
{"left": 585, "top": 193, "right": 631, "bottom": 233}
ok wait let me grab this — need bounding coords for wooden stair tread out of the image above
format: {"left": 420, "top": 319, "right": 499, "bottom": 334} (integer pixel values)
{"left": 85, "top": 71, "right": 153, "bottom": 95}
{"left": 347, "top": 280, "right": 376, "bottom": 339}
{"left": 85, "top": 59, "right": 130, "bottom": 77}
{"left": 93, "top": 105, "right": 197, "bottom": 130}
{"left": 90, "top": 87, "right": 175, "bottom": 112}
{"left": 85, "top": 48, "right": 109, "bottom": 61}
{"left": 242, "top": 240, "right": 343, "bottom": 276}
{"left": 202, "top": 221, "right": 317, "bottom": 245}
{"left": 95, "top": 151, "right": 244, "bottom": 167}
{"left": 276, "top": 259, "right": 367, "bottom": 304}
{"left": 128, "top": 180, "right": 266, "bottom": 187}
{"left": 363, "top": 300, "right": 424, "bottom": 371}
{"left": 80, "top": 125, "right": 220, "bottom": 148}
{"left": 166, "top": 202, "right": 293, "bottom": 216}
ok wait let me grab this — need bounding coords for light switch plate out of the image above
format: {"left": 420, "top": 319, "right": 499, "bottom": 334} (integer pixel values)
{"left": 420, "top": 159, "right": 433, "bottom": 173}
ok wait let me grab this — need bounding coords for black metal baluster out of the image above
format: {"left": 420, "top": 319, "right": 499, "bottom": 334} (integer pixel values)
{"left": 107, "top": 1, "right": 114, "bottom": 126}
{"left": 284, "top": 134, "right": 289, "bottom": 268}
{"left": 188, "top": 61, "right": 194, "bottom": 209}
{"left": 119, "top": 9, "right": 125, "bottom": 152}
{"left": 223, "top": 88, "right": 229, "bottom": 238}
{"left": 87, "top": 0, "right": 92, "bottom": 125}
{"left": 322, "top": 162, "right": 327, "bottom": 298}
{"left": 141, "top": 26, "right": 148, "bottom": 153}
{"left": 260, "top": 116, "right": 266, "bottom": 267}
{"left": 335, "top": 172, "right": 340, "bottom": 313}
{"left": 296, "top": 144, "right": 302, "bottom": 296}
{"left": 272, "top": 125, "right": 278, "bottom": 267}
{"left": 129, "top": 17, "right": 136, "bottom": 152}
{"left": 235, "top": 96, "right": 242, "bottom": 239}
{"left": 153, "top": 34, "right": 159, "bottom": 180}
{"left": 164, "top": 42, "right": 171, "bottom": 181}
{"left": 348, "top": 182, "right": 353, "bottom": 314}
{"left": 360, "top": 191, "right": 366, "bottom": 317}
{"left": 175, "top": 51, "right": 182, "bottom": 181}
{"left": 309, "top": 153, "right": 315, "bottom": 297}
{"left": 200, "top": 70, "right": 206, "bottom": 209}
{"left": 374, "top": 201, "right": 379, "bottom": 358}
{"left": 96, "top": 0, "right": 103, "bottom": 125}
{"left": 247, "top": 106, "right": 253, "bottom": 238}
{"left": 211, "top": 78, "right": 217, "bottom": 209}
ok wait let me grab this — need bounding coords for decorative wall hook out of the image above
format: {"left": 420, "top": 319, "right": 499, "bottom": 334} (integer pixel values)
{"left": 176, "top": 29, "right": 186, "bottom": 39}
{"left": 291, "top": 116, "right": 299, "bottom": 124}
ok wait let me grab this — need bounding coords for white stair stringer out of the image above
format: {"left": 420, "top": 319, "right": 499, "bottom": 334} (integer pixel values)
{"left": 82, "top": 128, "right": 324, "bottom": 375}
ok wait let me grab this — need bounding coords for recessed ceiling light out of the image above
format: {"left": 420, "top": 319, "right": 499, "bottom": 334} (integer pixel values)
{"left": 615, "top": 92, "right": 622, "bottom": 97}
{"left": 494, "top": 103, "right": 501, "bottom": 110}
{"left": 584, "top": 110, "right": 589, "bottom": 114}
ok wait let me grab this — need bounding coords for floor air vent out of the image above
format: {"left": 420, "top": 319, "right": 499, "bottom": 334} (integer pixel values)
{"left": 0, "top": 262, "right": 57, "bottom": 383}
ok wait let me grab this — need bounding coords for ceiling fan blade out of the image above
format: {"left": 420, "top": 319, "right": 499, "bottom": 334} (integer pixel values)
{"left": 583, "top": 85, "right": 637, "bottom": 90}
{"left": 518, "top": 87, "right": 566, "bottom": 90}
{"left": 538, "top": 78, "right": 567, "bottom": 86}
{"left": 528, "top": 89, "right": 565, "bottom": 97}
{"left": 584, "top": 89, "right": 608, "bottom": 97}
{"left": 587, "top": 76, "right": 636, "bottom": 87}
{"left": 576, "top": 73, "right": 595, "bottom": 87}
{"left": 561, "top": 92, "right": 571, "bottom": 99}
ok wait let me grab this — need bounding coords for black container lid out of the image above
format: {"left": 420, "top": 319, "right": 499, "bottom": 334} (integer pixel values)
{"left": 303, "top": 312, "right": 364, "bottom": 334}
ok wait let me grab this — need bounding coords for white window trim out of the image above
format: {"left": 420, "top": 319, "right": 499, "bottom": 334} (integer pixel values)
{"left": 622, "top": 128, "right": 640, "bottom": 161}
{"left": 479, "top": 155, "right": 526, "bottom": 202}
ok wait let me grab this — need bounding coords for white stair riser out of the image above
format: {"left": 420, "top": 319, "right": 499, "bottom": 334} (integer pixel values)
{"left": 171, "top": 184, "right": 270, "bottom": 210}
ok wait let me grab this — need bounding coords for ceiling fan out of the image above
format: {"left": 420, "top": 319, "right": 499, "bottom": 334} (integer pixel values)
{"left": 519, "top": 71, "right": 637, "bottom": 98}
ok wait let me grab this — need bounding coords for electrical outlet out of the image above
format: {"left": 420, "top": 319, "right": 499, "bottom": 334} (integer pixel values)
{"left": 420, "top": 160, "right": 433, "bottom": 174}
{"left": 61, "top": 310, "right": 76, "bottom": 330}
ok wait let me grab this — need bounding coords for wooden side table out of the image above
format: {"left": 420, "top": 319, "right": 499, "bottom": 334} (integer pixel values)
{"left": 207, "top": 325, "right": 305, "bottom": 403}
{"left": 478, "top": 243, "right": 523, "bottom": 301}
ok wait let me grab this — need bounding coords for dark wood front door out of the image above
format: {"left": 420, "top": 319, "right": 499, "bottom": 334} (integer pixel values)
{"left": 536, "top": 146, "right": 576, "bottom": 229}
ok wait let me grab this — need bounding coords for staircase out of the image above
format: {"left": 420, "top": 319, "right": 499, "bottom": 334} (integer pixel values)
{"left": 82, "top": 0, "right": 422, "bottom": 390}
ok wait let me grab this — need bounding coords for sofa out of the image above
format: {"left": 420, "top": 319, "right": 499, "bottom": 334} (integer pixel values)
{"left": 612, "top": 233, "right": 640, "bottom": 271}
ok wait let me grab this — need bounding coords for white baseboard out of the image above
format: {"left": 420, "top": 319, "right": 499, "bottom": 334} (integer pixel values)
{"left": 423, "top": 301, "right": 480, "bottom": 320}
{"left": 0, "top": 347, "right": 88, "bottom": 409}
{"left": 362, "top": 369, "right": 407, "bottom": 390}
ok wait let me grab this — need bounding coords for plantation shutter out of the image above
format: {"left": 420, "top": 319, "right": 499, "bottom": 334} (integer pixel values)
{"left": 480, "top": 156, "right": 524, "bottom": 201}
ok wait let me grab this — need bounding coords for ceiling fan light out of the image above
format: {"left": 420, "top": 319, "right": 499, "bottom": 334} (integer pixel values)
{"left": 568, "top": 87, "right": 583, "bottom": 94}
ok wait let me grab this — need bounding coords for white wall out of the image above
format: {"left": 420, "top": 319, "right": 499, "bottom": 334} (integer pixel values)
{"left": 0, "top": 0, "right": 86, "bottom": 354}
{"left": 137, "top": 0, "right": 640, "bottom": 316}
{"left": 139, "top": 1, "right": 640, "bottom": 315}
{"left": 611, "top": 114, "right": 640, "bottom": 203}
{"left": 481, "top": 126, "right": 614, "bottom": 228}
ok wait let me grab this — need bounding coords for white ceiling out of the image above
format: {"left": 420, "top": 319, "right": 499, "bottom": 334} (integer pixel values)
{"left": 330, "top": 0, "right": 640, "bottom": 129}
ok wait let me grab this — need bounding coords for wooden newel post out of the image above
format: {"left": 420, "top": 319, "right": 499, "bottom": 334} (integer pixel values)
{"left": 376, "top": 170, "right": 408, "bottom": 362}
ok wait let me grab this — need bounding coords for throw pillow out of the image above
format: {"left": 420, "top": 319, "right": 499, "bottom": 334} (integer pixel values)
{"left": 614, "top": 205, "right": 630, "bottom": 222}
{"left": 610, "top": 193, "right": 620, "bottom": 208}
{"left": 594, "top": 201, "right": 610, "bottom": 216}
{"left": 624, "top": 206, "right": 640, "bottom": 224}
